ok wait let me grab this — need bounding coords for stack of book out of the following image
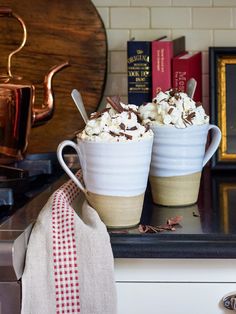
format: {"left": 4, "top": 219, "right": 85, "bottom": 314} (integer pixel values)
{"left": 127, "top": 36, "right": 202, "bottom": 106}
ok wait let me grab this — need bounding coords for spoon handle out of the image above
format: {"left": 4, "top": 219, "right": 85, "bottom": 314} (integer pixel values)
{"left": 186, "top": 78, "right": 197, "bottom": 99}
{"left": 71, "top": 89, "right": 89, "bottom": 124}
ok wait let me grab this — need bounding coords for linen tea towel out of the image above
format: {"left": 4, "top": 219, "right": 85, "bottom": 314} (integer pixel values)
{"left": 21, "top": 172, "right": 117, "bottom": 314}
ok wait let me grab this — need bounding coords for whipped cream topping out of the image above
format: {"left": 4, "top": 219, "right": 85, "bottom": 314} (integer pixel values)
{"left": 138, "top": 89, "right": 209, "bottom": 128}
{"left": 78, "top": 96, "right": 153, "bottom": 142}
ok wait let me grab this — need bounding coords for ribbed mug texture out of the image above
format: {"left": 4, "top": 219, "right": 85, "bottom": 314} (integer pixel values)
{"left": 57, "top": 137, "right": 153, "bottom": 227}
{"left": 150, "top": 123, "right": 221, "bottom": 178}
{"left": 149, "top": 123, "right": 221, "bottom": 206}
{"left": 78, "top": 138, "right": 153, "bottom": 196}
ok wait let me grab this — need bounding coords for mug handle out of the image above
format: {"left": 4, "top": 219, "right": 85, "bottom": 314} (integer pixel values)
{"left": 57, "top": 140, "right": 86, "bottom": 193}
{"left": 202, "top": 124, "right": 222, "bottom": 167}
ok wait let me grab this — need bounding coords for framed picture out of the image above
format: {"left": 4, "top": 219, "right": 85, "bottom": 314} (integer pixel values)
{"left": 209, "top": 47, "right": 236, "bottom": 169}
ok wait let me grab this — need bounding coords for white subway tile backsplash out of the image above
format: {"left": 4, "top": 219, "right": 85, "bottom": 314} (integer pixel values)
{"left": 96, "top": 8, "right": 109, "bottom": 28}
{"left": 110, "top": 51, "right": 127, "bottom": 73}
{"left": 202, "top": 74, "right": 209, "bottom": 98}
{"left": 131, "top": 29, "right": 171, "bottom": 41}
{"left": 104, "top": 74, "right": 128, "bottom": 96}
{"left": 107, "top": 51, "right": 111, "bottom": 73}
{"left": 214, "top": 0, "right": 236, "bottom": 6}
{"left": 232, "top": 8, "right": 236, "bottom": 27}
{"left": 93, "top": 2, "right": 236, "bottom": 105}
{"left": 202, "top": 51, "right": 209, "bottom": 75}
{"left": 173, "top": 0, "right": 212, "bottom": 6}
{"left": 203, "top": 97, "right": 210, "bottom": 115}
{"left": 172, "top": 30, "right": 213, "bottom": 51}
{"left": 106, "top": 29, "right": 130, "bottom": 51}
{"left": 214, "top": 30, "right": 236, "bottom": 45}
{"left": 151, "top": 7, "right": 191, "bottom": 28}
{"left": 131, "top": 0, "right": 171, "bottom": 6}
{"left": 92, "top": 0, "right": 130, "bottom": 6}
{"left": 111, "top": 8, "right": 149, "bottom": 28}
{"left": 193, "top": 8, "right": 233, "bottom": 28}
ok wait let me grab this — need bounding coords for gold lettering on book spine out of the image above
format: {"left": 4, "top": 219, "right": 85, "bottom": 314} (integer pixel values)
{"left": 128, "top": 49, "right": 150, "bottom": 94}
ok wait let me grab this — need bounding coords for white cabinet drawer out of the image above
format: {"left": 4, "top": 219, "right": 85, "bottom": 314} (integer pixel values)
{"left": 115, "top": 258, "right": 236, "bottom": 282}
{"left": 116, "top": 282, "right": 236, "bottom": 314}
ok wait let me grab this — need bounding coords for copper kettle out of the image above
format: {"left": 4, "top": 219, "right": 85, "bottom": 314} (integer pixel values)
{"left": 0, "top": 7, "right": 69, "bottom": 163}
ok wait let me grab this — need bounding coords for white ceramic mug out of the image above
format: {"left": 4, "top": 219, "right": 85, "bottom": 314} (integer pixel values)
{"left": 149, "top": 123, "right": 221, "bottom": 206}
{"left": 57, "top": 138, "right": 153, "bottom": 228}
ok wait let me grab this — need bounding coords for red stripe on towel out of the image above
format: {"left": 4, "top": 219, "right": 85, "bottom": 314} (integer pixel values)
{"left": 52, "top": 171, "right": 82, "bottom": 313}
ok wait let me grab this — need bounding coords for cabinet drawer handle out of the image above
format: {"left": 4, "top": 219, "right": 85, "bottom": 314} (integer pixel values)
{"left": 223, "top": 294, "right": 236, "bottom": 310}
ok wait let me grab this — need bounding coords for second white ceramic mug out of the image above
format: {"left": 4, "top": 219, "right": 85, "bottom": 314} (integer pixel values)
{"left": 149, "top": 123, "right": 221, "bottom": 206}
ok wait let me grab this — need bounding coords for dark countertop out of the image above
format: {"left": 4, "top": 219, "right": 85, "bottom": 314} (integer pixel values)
{"left": 109, "top": 167, "right": 236, "bottom": 258}
{"left": 1, "top": 165, "right": 236, "bottom": 281}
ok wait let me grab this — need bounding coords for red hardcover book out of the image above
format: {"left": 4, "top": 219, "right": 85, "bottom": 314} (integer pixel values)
{"left": 152, "top": 36, "right": 185, "bottom": 98}
{"left": 172, "top": 51, "right": 202, "bottom": 102}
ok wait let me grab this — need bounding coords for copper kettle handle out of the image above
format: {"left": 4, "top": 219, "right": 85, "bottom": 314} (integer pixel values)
{"left": 0, "top": 7, "right": 27, "bottom": 78}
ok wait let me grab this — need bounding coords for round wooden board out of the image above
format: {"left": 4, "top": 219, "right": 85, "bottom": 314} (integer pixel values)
{"left": 0, "top": 0, "right": 107, "bottom": 154}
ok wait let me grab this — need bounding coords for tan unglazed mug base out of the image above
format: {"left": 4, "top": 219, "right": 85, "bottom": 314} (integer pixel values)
{"left": 86, "top": 192, "right": 145, "bottom": 228}
{"left": 149, "top": 172, "right": 202, "bottom": 207}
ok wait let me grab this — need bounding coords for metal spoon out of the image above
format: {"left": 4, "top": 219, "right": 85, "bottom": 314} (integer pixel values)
{"left": 71, "top": 89, "right": 89, "bottom": 124}
{"left": 186, "top": 78, "right": 197, "bottom": 99}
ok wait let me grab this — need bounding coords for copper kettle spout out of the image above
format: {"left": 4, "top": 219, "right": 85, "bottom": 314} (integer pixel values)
{"left": 32, "top": 61, "right": 70, "bottom": 125}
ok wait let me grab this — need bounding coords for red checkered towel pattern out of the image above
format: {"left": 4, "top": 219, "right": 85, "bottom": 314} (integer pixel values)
{"left": 21, "top": 171, "right": 117, "bottom": 314}
{"left": 52, "top": 173, "right": 82, "bottom": 313}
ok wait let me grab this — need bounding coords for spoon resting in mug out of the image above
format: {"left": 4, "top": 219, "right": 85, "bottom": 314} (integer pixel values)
{"left": 186, "top": 78, "right": 197, "bottom": 99}
{"left": 71, "top": 89, "right": 89, "bottom": 124}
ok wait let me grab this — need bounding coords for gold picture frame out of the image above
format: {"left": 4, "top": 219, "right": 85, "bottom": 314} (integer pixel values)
{"left": 210, "top": 47, "right": 236, "bottom": 169}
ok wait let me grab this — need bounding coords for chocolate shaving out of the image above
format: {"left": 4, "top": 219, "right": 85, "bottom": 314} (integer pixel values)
{"left": 181, "top": 112, "right": 188, "bottom": 126}
{"left": 119, "top": 132, "right": 133, "bottom": 140}
{"left": 138, "top": 216, "right": 183, "bottom": 233}
{"left": 127, "top": 126, "right": 138, "bottom": 131}
{"left": 119, "top": 123, "right": 126, "bottom": 131}
{"left": 169, "top": 88, "right": 179, "bottom": 97}
{"left": 109, "top": 131, "right": 119, "bottom": 137}
{"left": 129, "top": 108, "right": 139, "bottom": 115}
{"left": 90, "top": 107, "right": 110, "bottom": 120}
{"left": 186, "top": 112, "right": 196, "bottom": 123}
{"left": 106, "top": 96, "right": 124, "bottom": 113}
{"left": 183, "top": 118, "right": 192, "bottom": 125}
{"left": 124, "top": 107, "right": 142, "bottom": 123}
{"left": 145, "top": 124, "right": 150, "bottom": 132}
{"left": 174, "top": 93, "right": 181, "bottom": 100}
{"left": 136, "top": 114, "right": 142, "bottom": 124}
{"left": 168, "top": 107, "right": 174, "bottom": 115}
